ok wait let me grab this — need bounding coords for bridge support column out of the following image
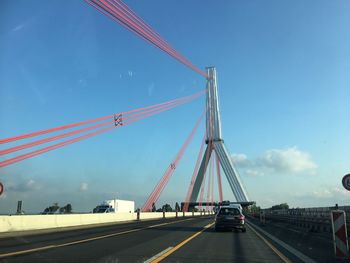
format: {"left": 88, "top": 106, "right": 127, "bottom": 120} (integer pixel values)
{"left": 189, "top": 67, "right": 250, "bottom": 203}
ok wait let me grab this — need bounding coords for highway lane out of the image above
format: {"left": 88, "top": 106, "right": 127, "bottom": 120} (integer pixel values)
{"left": 0, "top": 216, "right": 288, "bottom": 262}
{"left": 157, "top": 223, "right": 287, "bottom": 263}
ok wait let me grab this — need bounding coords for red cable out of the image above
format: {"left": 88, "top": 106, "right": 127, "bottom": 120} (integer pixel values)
{"left": 143, "top": 110, "right": 206, "bottom": 211}
{"left": 142, "top": 166, "right": 171, "bottom": 212}
{"left": 118, "top": 0, "right": 164, "bottom": 44}
{"left": 91, "top": 0, "right": 182, "bottom": 64}
{"left": 0, "top": 96, "right": 197, "bottom": 168}
{"left": 0, "top": 90, "right": 204, "bottom": 145}
{"left": 141, "top": 111, "right": 204, "bottom": 212}
{"left": 0, "top": 105, "right": 162, "bottom": 167}
{"left": 85, "top": 0, "right": 207, "bottom": 78}
{"left": 0, "top": 97, "right": 192, "bottom": 156}
{"left": 142, "top": 111, "right": 204, "bottom": 211}
{"left": 98, "top": 0, "right": 195, "bottom": 73}
{"left": 104, "top": 0, "right": 206, "bottom": 77}
{"left": 183, "top": 135, "right": 206, "bottom": 211}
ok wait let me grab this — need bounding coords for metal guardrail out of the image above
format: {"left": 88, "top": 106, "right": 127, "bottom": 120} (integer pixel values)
{"left": 248, "top": 206, "right": 350, "bottom": 234}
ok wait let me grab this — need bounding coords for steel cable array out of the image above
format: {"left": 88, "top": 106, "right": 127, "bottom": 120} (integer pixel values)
{"left": 85, "top": 0, "right": 207, "bottom": 78}
{"left": 0, "top": 91, "right": 204, "bottom": 168}
{"left": 141, "top": 111, "right": 205, "bottom": 212}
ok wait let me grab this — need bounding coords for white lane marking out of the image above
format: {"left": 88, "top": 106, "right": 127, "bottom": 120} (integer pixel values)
{"left": 144, "top": 247, "right": 173, "bottom": 263}
{"left": 247, "top": 221, "right": 317, "bottom": 263}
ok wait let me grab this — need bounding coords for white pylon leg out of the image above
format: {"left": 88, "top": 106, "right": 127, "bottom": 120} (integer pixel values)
{"left": 189, "top": 144, "right": 212, "bottom": 202}
{"left": 189, "top": 66, "right": 250, "bottom": 203}
{"left": 214, "top": 142, "right": 248, "bottom": 202}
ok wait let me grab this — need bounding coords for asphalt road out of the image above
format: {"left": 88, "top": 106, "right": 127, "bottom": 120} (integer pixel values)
{"left": 0, "top": 216, "right": 287, "bottom": 263}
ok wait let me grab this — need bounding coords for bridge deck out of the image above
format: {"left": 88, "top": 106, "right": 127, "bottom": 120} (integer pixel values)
{"left": 0, "top": 216, "right": 288, "bottom": 262}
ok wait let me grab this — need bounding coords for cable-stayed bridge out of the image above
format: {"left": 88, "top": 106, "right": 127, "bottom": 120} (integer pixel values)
{"left": 0, "top": 1, "right": 346, "bottom": 262}
{"left": 0, "top": 0, "right": 251, "bottom": 213}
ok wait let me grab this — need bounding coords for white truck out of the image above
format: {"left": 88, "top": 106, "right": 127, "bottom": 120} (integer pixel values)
{"left": 93, "top": 199, "right": 135, "bottom": 213}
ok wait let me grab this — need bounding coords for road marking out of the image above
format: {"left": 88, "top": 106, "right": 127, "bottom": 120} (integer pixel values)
{"left": 144, "top": 247, "right": 173, "bottom": 263}
{"left": 0, "top": 218, "right": 194, "bottom": 259}
{"left": 247, "top": 221, "right": 317, "bottom": 263}
{"left": 150, "top": 222, "right": 215, "bottom": 263}
{"left": 247, "top": 224, "right": 292, "bottom": 263}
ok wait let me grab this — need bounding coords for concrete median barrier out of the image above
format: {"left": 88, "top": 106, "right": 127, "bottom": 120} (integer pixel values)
{"left": 0, "top": 211, "right": 210, "bottom": 233}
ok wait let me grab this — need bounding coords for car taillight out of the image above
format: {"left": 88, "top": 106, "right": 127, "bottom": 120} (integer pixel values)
{"left": 239, "top": 215, "right": 245, "bottom": 220}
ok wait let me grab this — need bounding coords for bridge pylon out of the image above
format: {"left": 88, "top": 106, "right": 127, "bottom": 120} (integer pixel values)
{"left": 189, "top": 67, "right": 250, "bottom": 203}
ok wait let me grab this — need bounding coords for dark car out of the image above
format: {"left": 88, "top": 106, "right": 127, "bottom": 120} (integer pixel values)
{"left": 215, "top": 206, "right": 246, "bottom": 232}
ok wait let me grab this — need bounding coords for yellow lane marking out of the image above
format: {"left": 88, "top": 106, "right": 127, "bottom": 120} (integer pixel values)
{"left": 151, "top": 222, "right": 215, "bottom": 263}
{"left": 246, "top": 224, "right": 292, "bottom": 263}
{"left": 0, "top": 218, "right": 194, "bottom": 259}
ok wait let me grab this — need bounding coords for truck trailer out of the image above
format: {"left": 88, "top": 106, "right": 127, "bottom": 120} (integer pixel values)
{"left": 93, "top": 199, "right": 135, "bottom": 213}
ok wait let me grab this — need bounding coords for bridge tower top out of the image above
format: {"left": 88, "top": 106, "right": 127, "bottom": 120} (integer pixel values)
{"left": 206, "top": 66, "right": 222, "bottom": 143}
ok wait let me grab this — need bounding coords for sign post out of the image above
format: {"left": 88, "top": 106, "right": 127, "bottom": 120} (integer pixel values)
{"left": 260, "top": 210, "right": 266, "bottom": 225}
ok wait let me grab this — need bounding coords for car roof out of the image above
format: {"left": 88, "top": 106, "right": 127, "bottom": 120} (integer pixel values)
{"left": 219, "top": 206, "right": 239, "bottom": 209}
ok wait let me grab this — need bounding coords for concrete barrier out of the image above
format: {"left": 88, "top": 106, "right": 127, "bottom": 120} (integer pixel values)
{"left": 0, "top": 211, "right": 208, "bottom": 233}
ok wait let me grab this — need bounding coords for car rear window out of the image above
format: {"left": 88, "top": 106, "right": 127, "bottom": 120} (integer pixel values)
{"left": 218, "top": 208, "right": 240, "bottom": 215}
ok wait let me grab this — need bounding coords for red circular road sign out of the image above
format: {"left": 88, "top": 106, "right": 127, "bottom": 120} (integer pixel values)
{"left": 0, "top": 182, "right": 4, "bottom": 196}
{"left": 342, "top": 174, "right": 350, "bottom": 191}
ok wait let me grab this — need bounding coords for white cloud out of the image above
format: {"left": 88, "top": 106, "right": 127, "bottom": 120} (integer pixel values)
{"left": 27, "top": 179, "right": 35, "bottom": 188}
{"left": 289, "top": 187, "right": 349, "bottom": 207}
{"left": 80, "top": 182, "right": 88, "bottom": 191}
{"left": 311, "top": 188, "right": 333, "bottom": 198}
{"left": 7, "top": 179, "right": 40, "bottom": 192}
{"left": 245, "top": 169, "right": 264, "bottom": 177}
{"left": 12, "top": 24, "right": 24, "bottom": 32}
{"left": 231, "top": 153, "right": 250, "bottom": 166}
{"left": 231, "top": 147, "right": 317, "bottom": 176}
{"left": 258, "top": 147, "right": 317, "bottom": 173}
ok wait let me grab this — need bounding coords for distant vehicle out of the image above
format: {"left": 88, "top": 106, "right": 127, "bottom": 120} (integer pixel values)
{"left": 93, "top": 199, "right": 135, "bottom": 213}
{"left": 215, "top": 206, "right": 246, "bottom": 232}
{"left": 93, "top": 205, "right": 115, "bottom": 213}
{"left": 215, "top": 202, "right": 243, "bottom": 214}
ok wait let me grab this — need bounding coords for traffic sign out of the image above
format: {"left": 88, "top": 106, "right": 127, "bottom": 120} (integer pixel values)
{"left": 342, "top": 174, "right": 350, "bottom": 191}
{"left": 0, "top": 182, "right": 4, "bottom": 196}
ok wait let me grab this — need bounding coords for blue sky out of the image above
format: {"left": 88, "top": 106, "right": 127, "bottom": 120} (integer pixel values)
{"left": 0, "top": 0, "right": 349, "bottom": 213}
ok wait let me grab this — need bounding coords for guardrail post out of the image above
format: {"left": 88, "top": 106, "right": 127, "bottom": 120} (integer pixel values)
{"left": 183, "top": 211, "right": 185, "bottom": 217}
{"left": 192, "top": 210, "right": 194, "bottom": 216}
{"left": 200, "top": 210, "right": 202, "bottom": 216}
{"left": 260, "top": 211, "right": 265, "bottom": 226}
{"left": 137, "top": 209, "right": 140, "bottom": 221}
{"left": 331, "top": 210, "right": 349, "bottom": 259}
{"left": 163, "top": 209, "right": 165, "bottom": 219}
{"left": 176, "top": 210, "right": 178, "bottom": 218}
